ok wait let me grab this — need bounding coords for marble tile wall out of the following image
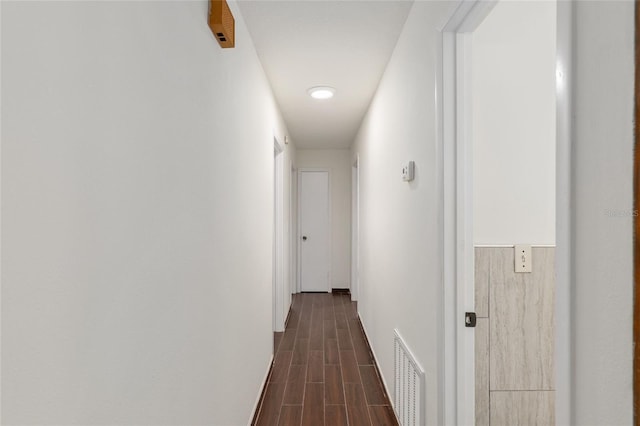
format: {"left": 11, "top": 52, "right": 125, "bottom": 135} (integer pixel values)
{"left": 475, "top": 318, "right": 490, "bottom": 426}
{"left": 475, "top": 248, "right": 491, "bottom": 318}
{"left": 475, "top": 247, "right": 555, "bottom": 426}
{"left": 490, "top": 391, "right": 555, "bottom": 426}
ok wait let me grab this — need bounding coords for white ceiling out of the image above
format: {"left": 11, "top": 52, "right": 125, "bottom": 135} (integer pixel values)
{"left": 238, "top": 1, "right": 414, "bottom": 149}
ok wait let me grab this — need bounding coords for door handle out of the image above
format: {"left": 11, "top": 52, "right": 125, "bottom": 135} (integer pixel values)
{"left": 302, "top": 236, "right": 308, "bottom": 241}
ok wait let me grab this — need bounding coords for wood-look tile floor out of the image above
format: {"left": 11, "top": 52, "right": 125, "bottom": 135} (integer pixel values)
{"left": 253, "top": 292, "right": 398, "bottom": 426}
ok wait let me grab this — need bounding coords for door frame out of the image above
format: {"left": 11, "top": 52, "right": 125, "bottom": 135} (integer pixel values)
{"left": 440, "top": 4, "right": 497, "bottom": 423}
{"left": 290, "top": 165, "right": 298, "bottom": 297}
{"left": 554, "top": 2, "right": 574, "bottom": 424}
{"left": 351, "top": 157, "right": 360, "bottom": 302}
{"left": 297, "top": 168, "right": 332, "bottom": 293}
{"left": 273, "top": 137, "right": 285, "bottom": 332}
{"left": 438, "top": 1, "right": 573, "bottom": 424}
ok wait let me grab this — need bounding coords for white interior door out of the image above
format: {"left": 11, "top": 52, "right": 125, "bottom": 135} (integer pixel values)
{"left": 299, "top": 170, "right": 330, "bottom": 292}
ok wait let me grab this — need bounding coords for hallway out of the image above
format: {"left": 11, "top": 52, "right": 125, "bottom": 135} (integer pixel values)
{"left": 1, "top": 1, "right": 635, "bottom": 424}
{"left": 253, "top": 293, "right": 397, "bottom": 425}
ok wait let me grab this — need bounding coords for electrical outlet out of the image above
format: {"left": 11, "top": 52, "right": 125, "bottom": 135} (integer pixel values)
{"left": 514, "top": 244, "right": 532, "bottom": 273}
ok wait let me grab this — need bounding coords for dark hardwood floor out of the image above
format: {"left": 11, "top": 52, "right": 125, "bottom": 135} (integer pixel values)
{"left": 253, "top": 292, "right": 398, "bottom": 426}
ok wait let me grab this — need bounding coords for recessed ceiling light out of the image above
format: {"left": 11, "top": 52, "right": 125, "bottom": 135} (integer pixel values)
{"left": 308, "top": 86, "right": 335, "bottom": 100}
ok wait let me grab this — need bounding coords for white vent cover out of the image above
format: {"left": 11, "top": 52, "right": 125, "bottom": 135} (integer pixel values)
{"left": 393, "top": 329, "right": 425, "bottom": 426}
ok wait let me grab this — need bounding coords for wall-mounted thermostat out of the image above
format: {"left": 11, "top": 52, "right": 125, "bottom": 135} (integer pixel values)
{"left": 402, "top": 161, "right": 415, "bottom": 182}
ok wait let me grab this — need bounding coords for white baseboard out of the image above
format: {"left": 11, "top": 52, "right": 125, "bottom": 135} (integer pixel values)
{"left": 357, "top": 314, "right": 399, "bottom": 422}
{"left": 248, "top": 354, "right": 274, "bottom": 426}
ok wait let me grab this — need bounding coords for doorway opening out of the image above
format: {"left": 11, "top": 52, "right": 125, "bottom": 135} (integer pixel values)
{"left": 273, "top": 138, "right": 286, "bottom": 333}
{"left": 351, "top": 157, "right": 360, "bottom": 302}
{"left": 440, "top": 1, "right": 569, "bottom": 424}
{"left": 290, "top": 164, "right": 298, "bottom": 296}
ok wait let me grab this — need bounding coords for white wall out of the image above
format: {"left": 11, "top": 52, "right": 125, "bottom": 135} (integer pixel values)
{"left": 296, "top": 149, "right": 351, "bottom": 289}
{"left": 572, "top": 1, "right": 634, "bottom": 424}
{"left": 351, "top": 2, "right": 457, "bottom": 424}
{"left": 1, "top": 1, "right": 292, "bottom": 424}
{"left": 472, "top": 0, "right": 556, "bottom": 246}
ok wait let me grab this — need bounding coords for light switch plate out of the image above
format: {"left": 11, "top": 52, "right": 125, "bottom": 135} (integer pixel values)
{"left": 514, "top": 244, "right": 532, "bottom": 273}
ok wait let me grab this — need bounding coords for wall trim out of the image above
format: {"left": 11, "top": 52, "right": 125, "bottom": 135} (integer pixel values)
{"left": 248, "top": 354, "right": 274, "bottom": 426}
{"left": 358, "top": 316, "right": 399, "bottom": 424}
